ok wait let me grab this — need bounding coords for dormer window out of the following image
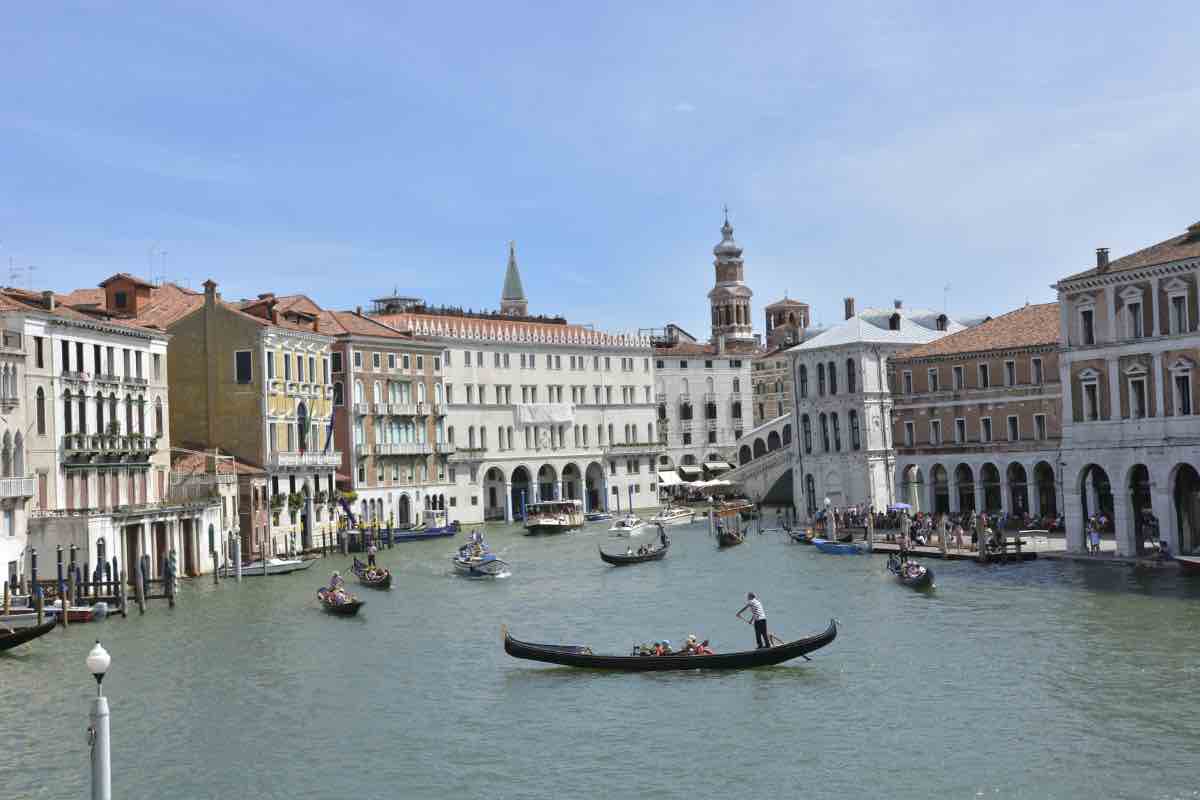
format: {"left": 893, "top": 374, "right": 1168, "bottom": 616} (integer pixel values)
{"left": 114, "top": 291, "right": 128, "bottom": 309}
{"left": 889, "top": 313, "right": 901, "bottom": 331}
{"left": 936, "top": 314, "right": 948, "bottom": 332}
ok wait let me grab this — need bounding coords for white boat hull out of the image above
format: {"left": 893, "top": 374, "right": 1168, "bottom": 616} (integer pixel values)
{"left": 609, "top": 519, "right": 648, "bottom": 536}
{"left": 651, "top": 511, "right": 695, "bottom": 526}
{"left": 218, "top": 558, "right": 315, "bottom": 577}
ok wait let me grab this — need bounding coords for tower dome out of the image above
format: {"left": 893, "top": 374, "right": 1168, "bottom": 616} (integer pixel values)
{"left": 706, "top": 209, "right": 754, "bottom": 343}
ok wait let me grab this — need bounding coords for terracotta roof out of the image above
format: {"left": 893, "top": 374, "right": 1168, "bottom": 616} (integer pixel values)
{"left": 894, "top": 303, "right": 1059, "bottom": 360}
{"left": 0, "top": 288, "right": 154, "bottom": 334}
{"left": 99, "top": 272, "right": 154, "bottom": 289}
{"left": 374, "top": 312, "right": 649, "bottom": 348}
{"left": 654, "top": 339, "right": 760, "bottom": 357}
{"left": 131, "top": 283, "right": 204, "bottom": 330}
{"left": 317, "top": 309, "right": 413, "bottom": 339}
{"left": 171, "top": 449, "right": 238, "bottom": 475}
{"left": 58, "top": 287, "right": 105, "bottom": 307}
{"left": 1061, "top": 222, "right": 1200, "bottom": 282}
{"left": 764, "top": 297, "right": 809, "bottom": 309}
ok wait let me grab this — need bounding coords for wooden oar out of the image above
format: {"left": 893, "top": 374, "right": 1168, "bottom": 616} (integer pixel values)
{"left": 735, "top": 614, "right": 796, "bottom": 654}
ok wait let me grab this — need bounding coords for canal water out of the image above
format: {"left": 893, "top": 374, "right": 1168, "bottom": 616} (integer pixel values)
{"left": 4, "top": 517, "right": 1200, "bottom": 800}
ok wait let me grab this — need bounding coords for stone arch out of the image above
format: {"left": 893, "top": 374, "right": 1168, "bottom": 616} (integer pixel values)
{"left": 930, "top": 464, "right": 949, "bottom": 513}
{"left": 510, "top": 465, "right": 532, "bottom": 518}
{"left": 738, "top": 445, "right": 752, "bottom": 465}
{"left": 954, "top": 463, "right": 976, "bottom": 512}
{"left": 561, "top": 462, "right": 583, "bottom": 502}
{"left": 1007, "top": 463, "right": 1029, "bottom": 517}
{"left": 482, "top": 466, "right": 506, "bottom": 520}
{"left": 537, "top": 463, "right": 558, "bottom": 501}
{"left": 398, "top": 493, "right": 412, "bottom": 526}
{"left": 900, "top": 464, "right": 924, "bottom": 512}
{"left": 585, "top": 461, "right": 607, "bottom": 513}
{"left": 1033, "top": 461, "right": 1057, "bottom": 518}
{"left": 1078, "top": 464, "right": 1114, "bottom": 530}
{"left": 1172, "top": 463, "right": 1200, "bottom": 554}
{"left": 753, "top": 438, "right": 767, "bottom": 458}
{"left": 1128, "top": 463, "right": 1154, "bottom": 554}
{"left": 782, "top": 423, "right": 792, "bottom": 446}
{"left": 980, "top": 463, "right": 1002, "bottom": 513}
{"left": 767, "top": 430, "right": 781, "bottom": 451}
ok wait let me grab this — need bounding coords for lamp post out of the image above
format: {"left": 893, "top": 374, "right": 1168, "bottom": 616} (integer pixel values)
{"left": 86, "top": 641, "right": 111, "bottom": 800}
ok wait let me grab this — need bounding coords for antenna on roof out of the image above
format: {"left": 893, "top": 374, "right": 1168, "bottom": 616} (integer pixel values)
{"left": 943, "top": 283, "right": 951, "bottom": 314}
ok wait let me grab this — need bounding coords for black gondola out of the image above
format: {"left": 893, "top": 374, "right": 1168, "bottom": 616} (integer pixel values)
{"left": 316, "top": 587, "right": 365, "bottom": 616}
{"left": 888, "top": 556, "right": 934, "bottom": 590}
{"left": 598, "top": 537, "right": 670, "bottom": 565}
{"left": 716, "top": 529, "right": 745, "bottom": 548}
{"left": 350, "top": 558, "right": 392, "bottom": 589}
{"left": 0, "top": 620, "right": 57, "bottom": 652}
{"left": 787, "top": 530, "right": 814, "bottom": 545}
{"left": 502, "top": 619, "right": 837, "bottom": 671}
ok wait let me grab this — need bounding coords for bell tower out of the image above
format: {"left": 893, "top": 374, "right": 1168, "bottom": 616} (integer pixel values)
{"left": 706, "top": 208, "right": 754, "bottom": 342}
{"left": 500, "top": 241, "right": 528, "bottom": 317}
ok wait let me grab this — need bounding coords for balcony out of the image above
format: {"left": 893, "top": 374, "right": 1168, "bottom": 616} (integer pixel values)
{"left": 655, "top": 393, "right": 667, "bottom": 404}
{"left": 432, "top": 402, "right": 445, "bottom": 416}
{"left": 95, "top": 373, "right": 121, "bottom": 386}
{"left": 415, "top": 402, "right": 428, "bottom": 416}
{"left": 375, "top": 442, "right": 433, "bottom": 456}
{"left": 354, "top": 403, "right": 372, "bottom": 416}
{"left": 386, "top": 402, "right": 417, "bottom": 416}
{"left": 268, "top": 451, "right": 343, "bottom": 470}
{"left": 0, "top": 476, "right": 36, "bottom": 498}
{"left": 603, "top": 441, "right": 664, "bottom": 456}
{"left": 704, "top": 392, "right": 717, "bottom": 403}
{"left": 62, "top": 370, "right": 91, "bottom": 385}
{"left": 123, "top": 375, "right": 148, "bottom": 387}
{"left": 448, "top": 446, "right": 487, "bottom": 462}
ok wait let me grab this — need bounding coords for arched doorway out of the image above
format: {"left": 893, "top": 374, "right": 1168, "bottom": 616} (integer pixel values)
{"left": 1174, "top": 464, "right": 1200, "bottom": 554}
{"left": 804, "top": 474, "right": 817, "bottom": 516}
{"left": 585, "top": 462, "right": 606, "bottom": 512}
{"left": 930, "top": 465, "right": 949, "bottom": 513}
{"left": 1129, "top": 465, "right": 1153, "bottom": 555}
{"left": 562, "top": 463, "right": 582, "bottom": 502}
{"left": 954, "top": 464, "right": 975, "bottom": 512}
{"left": 1034, "top": 461, "right": 1057, "bottom": 518}
{"left": 738, "top": 445, "right": 752, "bottom": 465}
{"left": 1007, "top": 463, "right": 1029, "bottom": 517}
{"left": 510, "top": 466, "right": 531, "bottom": 519}
{"left": 483, "top": 467, "right": 506, "bottom": 520}
{"left": 1079, "top": 464, "right": 1114, "bottom": 529}
{"left": 767, "top": 431, "right": 781, "bottom": 451}
{"left": 398, "top": 494, "right": 411, "bottom": 527}
{"left": 537, "top": 464, "right": 558, "bottom": 501}
{"left": 901, "top": 465, "right": 924, "bottom": 512}
{"left": 980, "top": 464, "right": 1001, "bottom": 513}
{"left": 301, "top": 483, "right": 312, "bottom": 549}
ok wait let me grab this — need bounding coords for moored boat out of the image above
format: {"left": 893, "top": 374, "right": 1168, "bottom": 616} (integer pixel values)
{"left": 391, "top": 510, "right": 460, "bottom": 541}
{"left": 0, "top": 609, "right": 60, "bottom": 629}
{"left": 585, "top": 511, "right": 614, "bottom": 522}
{"left": 219, "top": 557, "right": 315, "bottom": 577}
{"left": 1176, "top": 555, "right": 1200, "bottom": 574}
{"left": 787, "top": 529, "right": 814, "bottom": 545}
{"left": 0, "top": 620, "right": 58, "bottom": 652}
{"left": 48, "top": 600, "right": 98, "bottom": 623}
{"left": 609, "top": 514, "right": 648, "bottom": 535}
{"left": 350, "top": 558, "right": 392, "bottom": 589}
{"left": 502, "top": 619, "right": 837, "bottom": 671}
{"left": 316, "top": 587, "right": 364, "bottom": 616}
{"left": 524, "top": 500, "right": 585, "bottom": 534}
{"left": 812, "top": 538, "right": 862, "bottom": 555}
{"left": 651, "top": 506, "right": 695, "bottom": 527}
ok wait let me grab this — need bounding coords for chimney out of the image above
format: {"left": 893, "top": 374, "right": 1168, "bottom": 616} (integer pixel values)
{"left": 894, "top": 299, "right": 903, "bottom": 310}
{"left": 1096, "top": 247, "right": 1110, "bottom": 271}
{"left": 356, "top": 306, "right": 363, "bottom": 316}
{"left": 42, "top": 290, "right": 55, "bottom": 311}
{"left": 844, "top": 297, "right": 856, "bottom": 320}
{"left": 203, "top": 279, "right": 217, "bottom": 308}
{"left": 312, "top": 315, "right": 320, "bottom": 332}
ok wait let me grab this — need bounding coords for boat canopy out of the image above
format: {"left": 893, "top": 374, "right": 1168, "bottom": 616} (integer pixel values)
{"left": 527, "top": 499, "right": 583, "bottom": 512}
{"left": 703, "top": 461, "right": 733, "bottom": 473}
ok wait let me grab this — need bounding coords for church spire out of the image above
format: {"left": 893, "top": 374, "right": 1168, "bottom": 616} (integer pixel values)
{"left": 500, "top": 240, "right": 528, "bottom": 317}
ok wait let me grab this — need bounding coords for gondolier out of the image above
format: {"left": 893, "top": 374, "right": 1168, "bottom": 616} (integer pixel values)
{"left": 737, "top": 592, "right": 770, "bottom": 649}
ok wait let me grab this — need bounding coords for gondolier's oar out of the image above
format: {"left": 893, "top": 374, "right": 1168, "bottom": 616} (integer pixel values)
{"left": 735, "top": 615, "right": 800, "bottom": 657}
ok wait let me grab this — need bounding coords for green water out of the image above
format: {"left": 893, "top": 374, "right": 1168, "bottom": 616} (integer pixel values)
{"left": 3, "top": 518, "right": 1200, "bottom": 799}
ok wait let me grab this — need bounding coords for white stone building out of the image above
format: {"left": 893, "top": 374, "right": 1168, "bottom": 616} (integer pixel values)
{"left": 371, "top": 245, "right": 663, "bottom": 523}
{"left": 651, "top": 215, "right": 758, "bottom": 482}
{"left": 787, "top": 298, "right": 970, "bottom": 517}
{"left": 1054, "top": 225, "right": 1200, "bottom": 556}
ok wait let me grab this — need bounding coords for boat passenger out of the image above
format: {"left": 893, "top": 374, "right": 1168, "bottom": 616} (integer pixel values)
{"left": 696, "top": 640, "right": 714, "bottom": 655}
{"left": 329, "top": 572, "right": 344, "bottom": 591}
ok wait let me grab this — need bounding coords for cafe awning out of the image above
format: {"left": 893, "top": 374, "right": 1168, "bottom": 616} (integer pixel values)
{"left": 656, "top": 470, "right": 683, "bottom": 487}
{"left": 678, "top": 465, "right": 702, "bottom": 477}
{"left": 703, "top": 461, "right": 733, "bottom": 473}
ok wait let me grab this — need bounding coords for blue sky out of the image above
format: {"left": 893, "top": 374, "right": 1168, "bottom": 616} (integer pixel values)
{"left": 3, "top": 2, "right": 1198, "bottom": 336}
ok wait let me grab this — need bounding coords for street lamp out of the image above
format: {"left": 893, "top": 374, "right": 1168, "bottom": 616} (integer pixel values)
{"left": 86, "top": 641, "right": 111, "bottom": 800}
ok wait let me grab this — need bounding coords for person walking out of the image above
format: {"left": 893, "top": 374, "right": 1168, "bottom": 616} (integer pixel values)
{"left": 737, "top": 592, "right": 770, "bottom": 649}
{"left": 367, "top": 541, "right": 378, "bottom": 567}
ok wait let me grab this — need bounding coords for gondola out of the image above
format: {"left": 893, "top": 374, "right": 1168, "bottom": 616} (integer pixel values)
{"left": 316, "top": 587, "right": 364, "bottom": 616}
{"left": 598, "top": 537, "right": 670, "bottom": 565}
{"left": 502, "top": 619, "right": 837, "bottom": 671}
{"left": 888, "top": 556, "right": 934, "bottom": 590}
{"left": 787, "top": 530, "right": 814, "bottom": 545}
{"left": 0, "top": 620, "right": 58, "bottom": 652}
{"left": 812, "top": 538, "right": 862, "bottom": 555}
{"left": 350, "top": 558, "right": 392, "bottom": 589}
{"left": 716, "top": 529, "right": 745, "bottom": 548}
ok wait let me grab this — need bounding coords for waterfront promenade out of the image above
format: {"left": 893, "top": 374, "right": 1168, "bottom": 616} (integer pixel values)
{"left": 3, "top": 519, "right": 1200, "bottom": 800}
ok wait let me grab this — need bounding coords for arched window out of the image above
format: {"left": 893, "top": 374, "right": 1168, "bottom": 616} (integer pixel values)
{"left": 846, "top": 358, "right": 856, "bottom": 393}
{"left": 828, "top": 362, "right": 837, "bottom": 395}
{"left": 805, "top": 474, "right": 817, "bottom": 515}
{"left": 819, "top": 413, "right": 830, "bottom": 451}
{"left": 850, "top": 410, "right": 861, "bottom": 450}
{"left": 373, "top": 381, "right": 381, "bottom": 403}
{"left": 354, "top": 380, "right": 363, "bottom": 404}
{"left": 817, "top": 364, "right": 825, "bottom": 396}
{"left": 155, "top": 398, "right": 164, "bottom": 437}
{"left": 799, "top": 365, "right": 808, "bottom": 398}
{"left": 125, "top": 396, "right": 133, "bottom": 434}
{"left": 435, "top": 383, "right": 443, "bottom": 404}
{"left": 36, "top": 388, "right": 46, "bottom": 434}
{"left": 63, "top": 390, "right": 74, "bottom": 434}
{"left": 2, "top": 431, "right": 12, "bottom": 477}
{"left": 109, "top": 394, "right": 118, "bottom": 432}
{"left": 468, "top": 426, "right": 476, "bottom": 448}
{"left": 137, "top": 394, "right": 145, "bottom": 434}
{"left": 13, "top": 432, "right": 23, "bottom": 476}
{"left": 333, "top": 381, "right": 344, "bottom": 406}
{"left": 96, "top": 392, "right": 105, "bottom": 433}
{"left": 801, "top": 414, "right": 812, "bottom": 454}
{"left": 831, "top": 412, "right": 841, "bottom": 451}
{"left": 417, "top": 383, "right": 427, "bottom": 403}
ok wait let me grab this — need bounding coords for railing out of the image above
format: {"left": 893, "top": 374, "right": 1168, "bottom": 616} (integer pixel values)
{"left": 603, "top": 442, "right": 663, "bottom": 455}
{"left": 269, "top": 451, "right": 343, "bottom": 469}
{"left": 384, "top": 402, "right": 417, "bottom": 416}
{"left": 415, "top": 402, "right": 427, "bottom": 415}
{"left": 64, "top": 433, "right": 159, "bottom": 459}
{"left": 373, "top": 403, "right": 388, "bottom": 415}
{"left": 704, "top": 392, "right": 717, "bottom": 403}
{"left": 433, "top": 403, "right": 445, "bottom": 416}
{"left": 62, "top": 370, "right": 91, "bottom": 383}
{"left": 0, "top": 476, "right": 36, "bottom": 498}
{"left": 436, "top": 442, "right": 456, "bottom": 454}
{"left": 448, "top": 446, "right": 487, "bottom": 462}
{"left": 655, "top": 393, "right": 667, "bottom": 404}
{"left": 374, "top": 442, "right": 433, "bottom": 456}
{"left": 95, "top": 373, "right": 121, "bottom": 385}
{"left": 354, "top": 403, "right": 372, "bottom": 416}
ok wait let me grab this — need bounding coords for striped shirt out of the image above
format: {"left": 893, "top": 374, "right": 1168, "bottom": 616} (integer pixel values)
{"left": 747, "top": 598, "right": 765, "bottom": 621}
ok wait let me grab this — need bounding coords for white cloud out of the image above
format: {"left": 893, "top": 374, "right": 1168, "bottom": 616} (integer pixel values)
{"left": 673, "top": 102, "right": 696, "bottom": 113}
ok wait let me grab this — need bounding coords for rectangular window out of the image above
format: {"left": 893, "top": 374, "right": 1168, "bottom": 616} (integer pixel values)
{"left": 1007, "top": 415, "right": 1019, "bottom": 441}
{"left": 981, "top": 417, "right": 993, "bottom": 443}
{"left": 332, "top": 352, "right": 343, "bottom": 372}
{"left": 1176, "top": 374, "right": 1193, "bottom": 415}
{"left": 679, "top": 360, "right": 688, "bottom": 369}
{"left": 235, "top": 351, "right": 253, "bottom": 384}
{"left": 903, "top": 421, "right": 914, "bottom": 446}
{"left": 416, "top": 356, "right": 424, "bottom": 370}
{"left": 283, "top": 354, "right": 292, "bottom": 381}
{"left": 387, "top": 354, "right": 396, "bottom": 370}
{"left": 1034, "top": 414, "right": 1047, "bottom": 440}
{"left": 1005, "top": 360, "right": 1016, "bottom": 386}
{"left": 153, "top": 354, "right": 161, "bottom": 381}
{"left": 930, "top": 419, "right": 941, "bottom": 445}
{"left": 1130, "top": 377, "right": 1147, "bottom": 419}
{"left": 928, "top": 369, "right": 939, "bottom": 392}
{"left": 1081, "top": 308, "right": 1095, "bottom": 345}
{"left": 1128, "top": 302, "right": 1143, "bottom": 339}
{"left": 1032, "top": 358, "right": 1043, "bottom": 385}
{"left": 296, "top": 356, "right": 304, "bottom": 382}
{"left": 902, "top": 372, "right": 913, "bottom": 394}
{"left": 464, "top": 351, "right": 472, "bottom": 367}
{"left": 955, "top": 418, "right": 966, "bottom": 443}
{"left": 323, "top": 358, "right": 329, "bottom": 383}
{"left": 1170, "top": 295, "right": 1188, "bottom": 335}
{"left": 372, "top": 352, "right": 381, "bottom": 369}
{"left": 1084, "top": 382, "right": 1100, "bottom": 421}
{"left": 35, "top": 336, "right": 44, "bottom": 368}
{"left": 979, "top": 364, "right": 990, "bottom": 388}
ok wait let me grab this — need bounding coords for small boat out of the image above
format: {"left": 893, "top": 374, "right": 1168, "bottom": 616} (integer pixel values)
{"left": 0, "top": 619, "right": 58, "bottom": 652}
{"left": 1176, "top": 555, "right": 1200, "bottom": 574}
{"left": 502, "top": 619, "right": 837, "bottom": 671}
{"left": 787, "top": 529, "right": 814, "bottom": 545}
{"left": 609, "top": 514, "right": 648, "bottom": 535}
{"left": 651, "top": 506, "right": 695, "bottom": 527}
{"left": 888, "top": 557, "right": 934, "bottom": 590}
{"left": 716, "top": 529, "right": 745, "bottom": 548}
{"left": 350, "top": 558, "right": 392, "bottom": 589}
{"left": 525, "top": 500, "right": 585, "bottom": 535}
{"left": 599, "top": 534, "right": 670, "bottom": 565}
{"left": 390, "top": 510, "right": 461, "bottom": 541}
{"left": 812, "top": 538, "right": 862, "bottom": 555}
{"left": 585, "top": 511, "right": 614, "bottom": 522}
{"left": 316, "top": 587, "right": 364, "bottom": 616}
{"left": 219, "top": 557, "right": 316, "bottom": 577}
{"left": 48, "top": 600, "right": 98, "bottom": 623}
{"left": 0, "top": 609, "right": 60, "bottom": 629}
{"left": 453, "top": 534, "right": 508, "bottom": 577}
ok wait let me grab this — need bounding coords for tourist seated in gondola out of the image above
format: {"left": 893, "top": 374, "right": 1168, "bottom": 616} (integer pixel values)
{"left": 329, "top": 572, "right": 344, "bottom": 591}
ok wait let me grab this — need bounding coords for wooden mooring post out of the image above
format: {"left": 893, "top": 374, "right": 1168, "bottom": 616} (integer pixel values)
{"left": 133, "top": 558, "right": 146, "bottom": 615}
{"left": 3, "top": 580, "right": 9, "bottom": 615}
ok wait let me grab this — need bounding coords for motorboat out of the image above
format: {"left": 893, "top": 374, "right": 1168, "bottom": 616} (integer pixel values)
{"left": 452, "top": 535, "right": 508, "bottom": 577}
{"left": 584, "top": 511, "right": 614, "bottom": 522}
{"left": 218, "top": 557, "right": 316, "bottom": 577}
{"left": 609, "top": 514, "right": 647, "bottom": 535}
{"left": 651, "top": 506, "right": 695, "bottom": 526}
{"left": 392, "top": 510, "right": 460, "bottom": 541}
{"left": 0, "top": 609, "right": 60, "bottom": 629}
{"left": 812, "top": 538, "right": 862, "bottom": 555}
{"left": 524, "top": 500, "right": 584, "bottom": 535}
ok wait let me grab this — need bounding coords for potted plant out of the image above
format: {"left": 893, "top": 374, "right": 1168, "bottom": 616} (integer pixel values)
{"left": 287, "top": 492, "right": 304, "bottom": 515}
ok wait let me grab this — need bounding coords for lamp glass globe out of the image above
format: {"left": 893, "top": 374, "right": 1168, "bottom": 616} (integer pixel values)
{"left": 86, "top": 641, "right": 111, "bottom": 677}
